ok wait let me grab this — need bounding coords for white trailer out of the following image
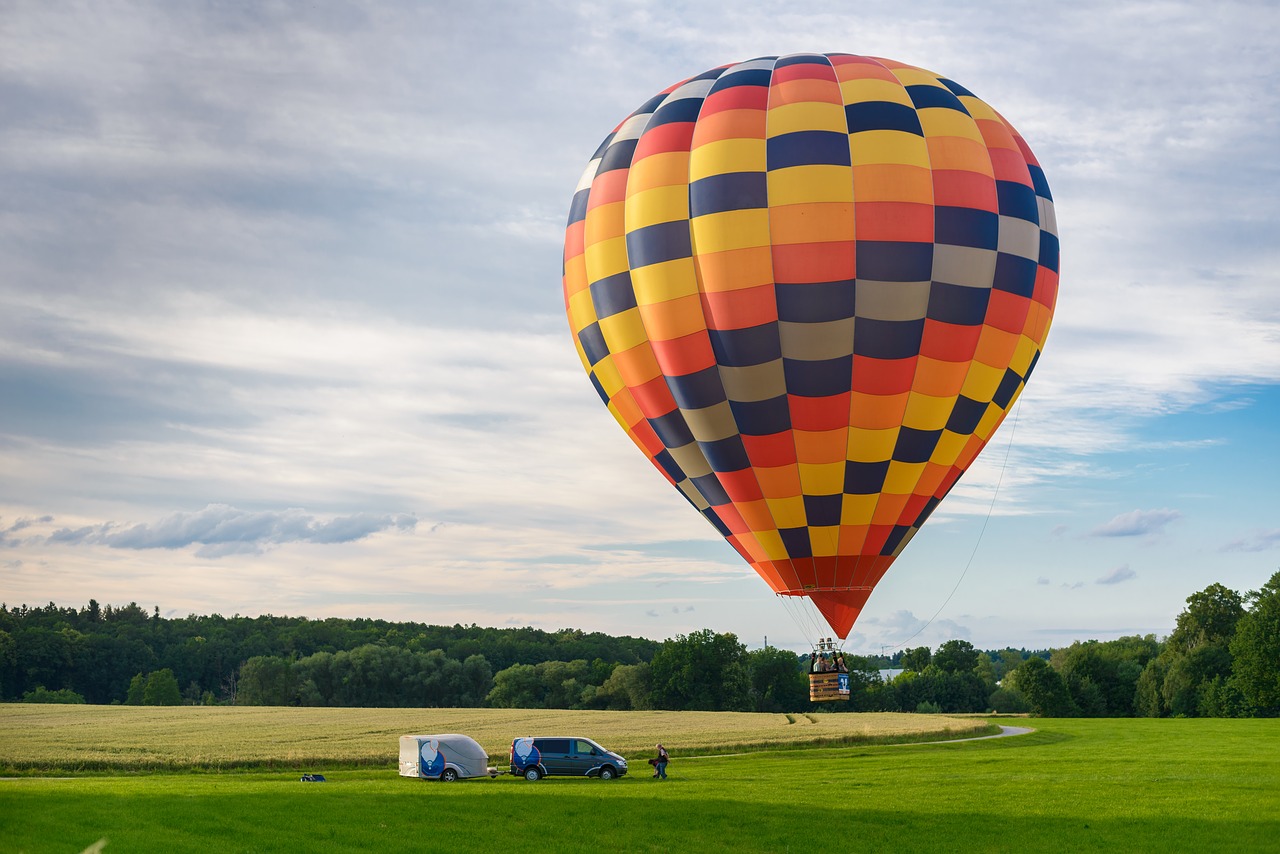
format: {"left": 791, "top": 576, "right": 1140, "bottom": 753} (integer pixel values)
{"left": 398, "top": 734, "right": 497, "bottom": 782}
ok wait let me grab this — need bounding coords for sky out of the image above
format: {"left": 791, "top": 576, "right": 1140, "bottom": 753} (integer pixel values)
{"left": 2, "top": 0, "right": 1278, "bottom": 655}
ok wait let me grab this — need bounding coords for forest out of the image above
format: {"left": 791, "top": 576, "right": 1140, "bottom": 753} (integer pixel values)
{"left": 2, "top": 570, "right": 1276, "bottom": 716}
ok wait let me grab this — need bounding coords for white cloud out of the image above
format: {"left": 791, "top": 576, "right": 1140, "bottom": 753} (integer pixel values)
{"left": 855, "top": 609, "right": 974, "bottom": 651}
{"left": 1091, "top": 509, "right": 1182, "bottom": 538}
{"left": 35, "top": 505, "right": 415, "bottom": 556}
{"left": 1096, "top": 565, "right": 1138, "bottom": 585}
{"left": 1220, "top": 530, "right": 1280, "bottom": 553}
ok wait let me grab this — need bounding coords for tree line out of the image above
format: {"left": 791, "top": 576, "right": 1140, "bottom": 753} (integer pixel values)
{"left": 861, "top": 571, "right": 1277, "bottom": 718}
{"left": 1006, "top": 571, "right": 1280, "bottom": 718}
{"left": 0, "top": 602, "right": 658, "bottom": 706}
{"left": 2, "top": 570, "right": 1276, "bottom": 716}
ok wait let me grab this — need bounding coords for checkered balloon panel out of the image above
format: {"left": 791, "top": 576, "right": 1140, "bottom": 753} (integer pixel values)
{"left": 563, "top": 53, "right": 1059, "bottom": 638}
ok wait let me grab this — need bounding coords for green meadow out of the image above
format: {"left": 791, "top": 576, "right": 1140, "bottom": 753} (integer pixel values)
{"left": 1, "top": 711, "right": 1277, "bottom": 853}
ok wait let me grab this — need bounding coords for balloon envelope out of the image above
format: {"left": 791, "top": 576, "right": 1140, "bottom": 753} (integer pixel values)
{"left": 562, "top": 53, "right": 1059, "bottom": 638}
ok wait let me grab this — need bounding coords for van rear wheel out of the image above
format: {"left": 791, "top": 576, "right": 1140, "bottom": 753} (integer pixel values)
{"left": 523, "top": 767, "right": 542, "bottom": 781}
{"left": 599, "top": 766, "right": 616, "bottom": 781}
{"left": 440, "top": 768, "right": 459, "bottom": 782}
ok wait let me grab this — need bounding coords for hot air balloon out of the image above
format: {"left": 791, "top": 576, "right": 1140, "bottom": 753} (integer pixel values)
{"left": 562, "top": 53, "right": 1058, "bottom": 661}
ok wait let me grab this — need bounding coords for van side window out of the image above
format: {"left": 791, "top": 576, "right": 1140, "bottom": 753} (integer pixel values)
{"left": 574, "top": 740, "right": 597, "bottom": 756}
{"left": 536, "top": 739, "right": 570, "bottom": 754}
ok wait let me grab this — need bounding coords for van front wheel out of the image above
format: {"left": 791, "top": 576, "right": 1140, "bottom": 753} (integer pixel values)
{"left": 523, "top": 767, "right": 542, "bottom": 781}
{"left": 599, "top": 766, "right": 616, "bottom": 781}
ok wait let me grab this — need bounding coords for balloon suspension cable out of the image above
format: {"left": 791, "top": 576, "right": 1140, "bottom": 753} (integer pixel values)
{"left": 885, "top": 397, "right": 1023, "bottom": 654}
{"left": 777, "top": 594, "right": 817, "bottom": 644}
{"left": 777, "top": 592, "right": 844, "bottom": 652}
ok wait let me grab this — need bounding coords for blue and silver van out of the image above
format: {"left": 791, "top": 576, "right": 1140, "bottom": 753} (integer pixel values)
{"left": 509, "top": 736, "right": 627, "bottom": 781}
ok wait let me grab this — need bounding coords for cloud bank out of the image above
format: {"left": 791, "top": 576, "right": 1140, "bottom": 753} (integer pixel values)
{"left": 37, "top": 505, "right": 416, "bottom": 558}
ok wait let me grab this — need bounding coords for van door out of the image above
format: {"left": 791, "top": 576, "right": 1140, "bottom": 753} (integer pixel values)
{"left": 571, "top": 739, "right": 602, "bottom": 774}
{"left": 534, "top": 738, "right": 573, "bottom": 775}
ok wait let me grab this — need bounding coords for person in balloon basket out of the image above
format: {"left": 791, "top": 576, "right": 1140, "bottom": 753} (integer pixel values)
{"left": 650, "top": 744, "right": 669, "bottom": 779}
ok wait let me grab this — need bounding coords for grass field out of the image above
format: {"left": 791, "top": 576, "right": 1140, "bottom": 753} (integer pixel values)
{"left": 2, "top": 709, "right": 1277, "bottom": 853}
{"left": 0, "top": 705, "right": 992, "bottom": 772}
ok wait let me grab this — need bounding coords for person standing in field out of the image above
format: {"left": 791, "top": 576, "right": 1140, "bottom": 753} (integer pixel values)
{"left": 653, "top": 744, "right": 669, "bottom": 780}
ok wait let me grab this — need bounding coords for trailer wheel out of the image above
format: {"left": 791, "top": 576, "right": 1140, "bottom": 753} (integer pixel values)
{"left": 440, "top": 768, "right": 459, "bottom": 782}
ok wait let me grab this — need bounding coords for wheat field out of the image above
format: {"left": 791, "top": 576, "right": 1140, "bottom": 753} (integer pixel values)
{"left": 0, "top": 704, "right": 992, "bottom": 771}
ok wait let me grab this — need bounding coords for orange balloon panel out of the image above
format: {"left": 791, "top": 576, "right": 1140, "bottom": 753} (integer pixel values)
{"left": 563, "top": 53, "right": 1059, "bottom": 638}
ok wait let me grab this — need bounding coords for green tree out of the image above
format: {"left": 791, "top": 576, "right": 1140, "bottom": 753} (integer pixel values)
{"left": 535, "top": 659, "right": 593, "bottom": 709}
{"left": 1065, "top": 672, "right": 1106, "bottom": 716}
{"left": 482, "top": 659, "right": 599, "bottom": 709}
{"left": 74, "top": 634, "right": 158, "bottom": 705}
{"left": 22, "top": 686, "right": 86, "bottom": 703}
{"left": 486, "top": 664, "right": 541, "bottom": 708}
{"left": 973, "top": 654, "right": 998, "bottom": 691}
{"left": 992, "top": 649, "right": 1029, "bottom": 682}
{"left": 900, "top": 646, "right": 931, "bottom": 673}
{"left": 744, "top": 647, "right": 807, "bottom": 712}
{"left": 1197, "top": 674, "right": 1243, "bottom": 718}
{"left": 1162, "top": 644, "right": 1233, "bottom": 716}
{"left": 933, "top": 640, "right": 979, "bottom": 674}
{"left": 1168, "top": 584, "right": 1245, "bottom": 654}
{"left": 0, "top": 629, "right": 15, "bottom": 698}
{"left": 237, "top": 656, "right": 296, "bottom": 706}
{"left": 402, "top": 649, "right": 461, "bottom": 707}
{"left": 1135, "top": 656, "right": 1169, "bottom": 717}
{"left": 142, "top": 668, "right": 182, "bottom": 706}
{"left": 126, "top": 672, "right": 146, "bottom": 705}
{"left": 1010, "top": 657, "right": 1077, "bottom": 717}
{"left": 459, "top": 654, "right": 494, "bottom": 707}
{"left": 1229, "top": 570, "right": 1280, "bottom": 716}
{"left": 931, "top": 670, "right": 990, "bottom": 713}
{"left": 1054, "top": 636, "right": 1158, "bottom": 717}
{"left": 13, "top": 626, "right": 74, "bottom": 698}
{"left": 591, "top": 663, "right": 652, "bottom": 710}
{"left": 648, "top": 630, "right": 750, "bottom": 711}
{"left": 881, "top": 670, "right": 920, "bottom": 712}
{"left": 843, "top": 656, "right": 888, "bottom": 712}
{"left": 987, "top": 684, "right": 1031, "bottom": 713}
{"left": 1140, "top": 584, "right": 1243, "bottom": 717}
{"left": 327, "top": 645, "right": 412, "bottom": 706}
